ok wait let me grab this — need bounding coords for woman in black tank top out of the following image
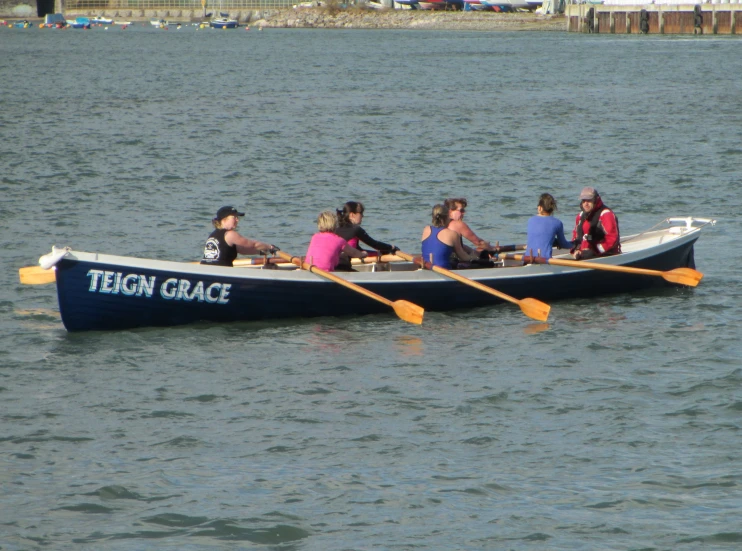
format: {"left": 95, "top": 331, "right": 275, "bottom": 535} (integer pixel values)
{"left": 201, "top": 206, "right": 275, "bottom": 267}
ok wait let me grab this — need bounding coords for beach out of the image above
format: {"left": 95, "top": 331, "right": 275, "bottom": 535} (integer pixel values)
{"left": 58, "top": 9, "right": 567, "bottom": 31}
{"left": 249, "top": 9, "right": 566, "bottom": 30}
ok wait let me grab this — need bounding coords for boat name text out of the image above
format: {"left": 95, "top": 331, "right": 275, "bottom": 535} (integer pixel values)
{"left": 86, "top": 270, "right": 231, "bottom": 303}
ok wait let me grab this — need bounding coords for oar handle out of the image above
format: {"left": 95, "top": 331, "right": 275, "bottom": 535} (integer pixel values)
{"left": 486, "top": 244, "right": 527, "bottom": 254}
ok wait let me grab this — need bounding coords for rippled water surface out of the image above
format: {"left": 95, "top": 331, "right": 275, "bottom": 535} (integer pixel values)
{"left": 2, "top": 26, "right": 741, "bottom": 550}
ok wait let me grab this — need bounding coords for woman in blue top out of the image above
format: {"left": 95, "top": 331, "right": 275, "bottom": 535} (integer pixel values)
{"left": 524, "top": 193, "right": 573, "bottom": 259}
{"left": 422, "top": 204, "right": 480, "bottom": 269}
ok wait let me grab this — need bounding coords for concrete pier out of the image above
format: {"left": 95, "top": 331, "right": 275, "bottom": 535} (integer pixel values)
{"left": 566, "top": 4, "right": 741, "bottom": 34}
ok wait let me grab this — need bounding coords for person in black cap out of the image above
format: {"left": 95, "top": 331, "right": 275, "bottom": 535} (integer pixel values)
{"left": 201, "top": 206, "right": 275, "bottom": 267}
{"left": 570, "top": 187, "right": 621, "bottom": 260}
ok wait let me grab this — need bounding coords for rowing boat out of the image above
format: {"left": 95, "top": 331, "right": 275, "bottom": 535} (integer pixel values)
{"left": 25, "top": 217, "right": 713, "bottom": 331}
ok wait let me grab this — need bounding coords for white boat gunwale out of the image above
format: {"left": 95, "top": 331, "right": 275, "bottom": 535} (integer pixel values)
{"left": 51, "top": 217, "right": 712, "bottom": 285}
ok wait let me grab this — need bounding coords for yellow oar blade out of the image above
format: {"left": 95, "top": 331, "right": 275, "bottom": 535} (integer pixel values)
{"left": 395, "top": 250, "right": 550, "bottom": 322}
{"left": 518, "top": 298, "right": 551, "bottom": 322}
{"left": 662, "top": 267, "right": 704, "bottom": 287}
{"left": 392, "top": 300, "right": 424, "bottom": 325}
{"left": 275, "top": 250, "right": 425, "bottom": 325}
{"left": 19, "top": 266, "right": 56, "bottom": 285}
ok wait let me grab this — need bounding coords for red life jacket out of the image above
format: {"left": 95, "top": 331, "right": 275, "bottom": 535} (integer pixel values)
{"left": 575, "top": 198, "right": 621, "bottom": 255}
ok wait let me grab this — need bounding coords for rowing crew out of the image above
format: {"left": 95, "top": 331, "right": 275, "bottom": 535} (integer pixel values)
{"left": 200, "top": 187, "right": 620, "bottom": 271}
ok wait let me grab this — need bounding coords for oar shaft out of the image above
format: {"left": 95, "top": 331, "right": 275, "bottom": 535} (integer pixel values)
{"left": 515, "top": 254, "right": 663, "bottom": 277}
{"left": 512, "top": 254, "right": 702, "bottom": 287}
{"left": 395, "top": 251, "right": 519, "bottom": 306}
{"left": 489, "top": 244, "right": 526, "bottom": 253}
{"left": 232, "top": 253, "right": 404, "bottom": 267}
{"left": 275, "top": 251, "right": 393, "bottom": 307}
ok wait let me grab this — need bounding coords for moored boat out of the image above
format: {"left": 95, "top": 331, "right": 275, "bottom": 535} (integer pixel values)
{"left": 463, "top": 0, "right": 488, "bottom": 11}
{"left": 210, "top": 13, "right": 239, "bottom": 28}
{"left": 68, "top": 17, "right": 91, "bottom": 29}
{"left": 44, "top": 13, "right": 66, "bottom": 27}
{"left": 480, "top": 0, "right": 530, "bottom": 10}
{"left": 29, "top": 217, "right": 713, "bottom": 332}
{"left": 90, "top": 16, "right": 114, "bottom": 24}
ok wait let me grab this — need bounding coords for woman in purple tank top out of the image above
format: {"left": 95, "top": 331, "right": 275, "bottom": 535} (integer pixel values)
{"left": 421, "top": 204, "right": 480, "bottom": 269}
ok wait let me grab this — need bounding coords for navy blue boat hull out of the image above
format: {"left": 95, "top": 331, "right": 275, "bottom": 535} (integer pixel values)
{"left": 53, "top": 231, "right": 698, "bottom": 332}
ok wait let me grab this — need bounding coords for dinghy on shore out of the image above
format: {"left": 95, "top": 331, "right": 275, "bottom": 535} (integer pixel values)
{"left": 20, "top": 217, "right": 713, "bottom": 332}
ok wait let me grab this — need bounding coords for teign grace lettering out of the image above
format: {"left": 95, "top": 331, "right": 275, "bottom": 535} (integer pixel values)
{"left": 87, "top": 270, "right": 155, "bottom": 297}
{"left": 85, "top": 270, "right": 231, "bottom": 304}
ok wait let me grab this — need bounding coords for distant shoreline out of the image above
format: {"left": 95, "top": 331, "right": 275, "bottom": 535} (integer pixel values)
{"left": 53, "top": 10, "right": 567, "bottom": 32}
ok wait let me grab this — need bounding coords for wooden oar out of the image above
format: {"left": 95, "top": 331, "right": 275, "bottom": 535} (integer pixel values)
{"left": 274, "top": 251, "right": 424, "bottom": 325}
{"left": 487, "top": 243, "right": 526, "bottom": 254}
{"left": 394, "top": 251, "right": 550, "bottom": 322}
{"left": 19, "top": 265, "right": 56, "bottom": 285}
{"left": 510, "top": 254, "right": 704, "bottom": 287}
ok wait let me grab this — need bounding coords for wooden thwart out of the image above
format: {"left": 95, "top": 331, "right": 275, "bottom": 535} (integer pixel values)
{"left": 511, "top": 254, "right": 704, "bottom": 287}
{"left": 275, "top": 251, "right": 424, "bottom": 325}
{"left": 395, "top": 251, "right": 550, "bottom": 322}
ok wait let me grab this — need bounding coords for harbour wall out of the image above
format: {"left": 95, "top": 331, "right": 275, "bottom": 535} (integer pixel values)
{"left": 566, "top": 4, "right": 741, "bottom": 34}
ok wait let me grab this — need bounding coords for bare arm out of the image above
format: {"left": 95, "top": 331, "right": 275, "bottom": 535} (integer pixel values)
{"left": 449, "top": 220, "right": 492, "bottom": 249}
{"left": 225, "top": 230, "right": 272, "bottom": 255}
{"left": 342, "top": 244, "right": 368, "bottom": 259}
{"left": 442, "top": 229, "right": 477, "bottom": 262}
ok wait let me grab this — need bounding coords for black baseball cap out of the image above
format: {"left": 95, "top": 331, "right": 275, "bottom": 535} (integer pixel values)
{"left": 215, "top": 206, "right": 245, "bottom": 220}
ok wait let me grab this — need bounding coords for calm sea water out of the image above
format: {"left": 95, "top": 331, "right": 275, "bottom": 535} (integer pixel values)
{"left": 2, "top": 24, "right": 741, "bottom": 550}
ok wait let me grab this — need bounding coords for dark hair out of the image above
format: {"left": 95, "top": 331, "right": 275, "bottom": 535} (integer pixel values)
{"left": 538, "top": 193, "right": 557, "bottom": 214}
{"left": 337, "top": 201, "right": 365, "bottom": 227}
{"left": 431, "top": 204, "right": 449, "bottom": 228}
{"left": 443, "top": 198, "right": 468, "bottom": 211}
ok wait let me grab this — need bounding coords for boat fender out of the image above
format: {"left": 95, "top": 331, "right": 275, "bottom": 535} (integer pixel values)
{"left": 39, "top": 246, "right": 71, "bottom": 270}
{"left": 639, "top": 9, "right": 649, "bottom": 34}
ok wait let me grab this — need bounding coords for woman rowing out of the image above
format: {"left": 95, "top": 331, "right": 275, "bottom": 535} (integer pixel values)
{"left": 307, "top": 210, "right": 368, "bottom": 271}
{"left": 201, "top": 206, "right": 276, "bottom": 267}
{"left": 443, "top": 197, "right": 496, "bottom": 252}
{"left": 524, "top": 193, "right": 573, "bottom": 259}
{"left": 334, "top": 201, "right": 398, "bottom": 271}
{"left": 421, "top": 204, "right": 480, "bottom": 269}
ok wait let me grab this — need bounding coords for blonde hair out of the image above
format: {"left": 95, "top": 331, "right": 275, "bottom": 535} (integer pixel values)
{"left": 317, "top": 210, "right": 339, "bottom": 233}
{"left": 431, "top": 204, "right": 449, "bottom": 228}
